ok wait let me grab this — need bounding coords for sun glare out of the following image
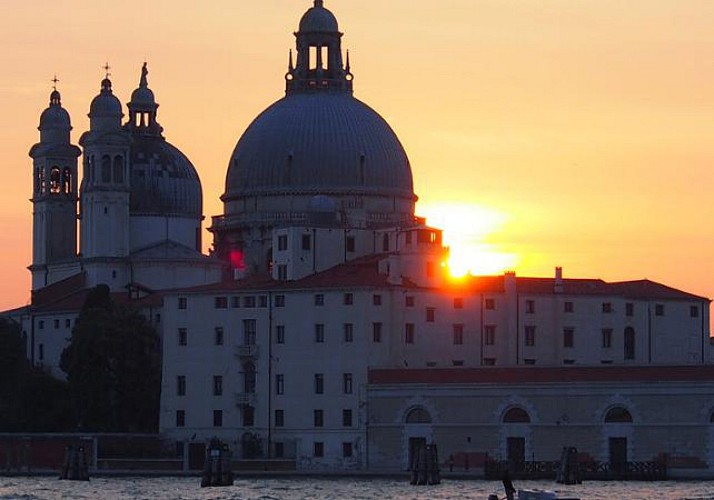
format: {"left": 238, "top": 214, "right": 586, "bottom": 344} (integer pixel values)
{"left": 417, "top": 202, "right": 517, "bottom": 277}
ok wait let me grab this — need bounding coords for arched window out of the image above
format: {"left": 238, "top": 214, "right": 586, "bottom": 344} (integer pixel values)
{"left": 243, "top": 362, "right": 256, "bottom": 394}
{"left": 101, "top": 155, "right": 111, "bottom": 183}
{"left": 382, "top": 234, "right": 390, "bottom": 252}
{"left": 35, "top": 168, "right": 42, "bottom": 193}
{"left": 49, "top": 167, "right": 61, "bottom": 194}
{"left": 605, "top": 406, "right": 633, "bottom": 423}
{"left": 62, "top": 168, "right": 72, "bottom": 194}
{"left": 113, "top": 156, "right": 124, "bottom": 184}
{"left": 624, "top": 327, "right": 635, "bottom": 360}
{"left": 503, "top": 407, "right": 531, "bottom": 423}
{"left": 405, "top": 407, "right": 431, "bottom": 424}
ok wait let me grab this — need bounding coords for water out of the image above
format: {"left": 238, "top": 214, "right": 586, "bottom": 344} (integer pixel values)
{"left": 0, "top": 477, "right": 712, "bottom": 500}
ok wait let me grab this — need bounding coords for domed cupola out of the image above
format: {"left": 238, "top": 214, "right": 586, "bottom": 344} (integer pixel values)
{"left": 124, "top": 63, "right": 202, "bottom": 219}
{"left": 38, "top": 88, "right": 72, "bottom": 144}
{"left": 213, "top": 1, "right": 416, "bottom": 274}
{"left": 88, "top": 71, "right": 123, "bottom": 132}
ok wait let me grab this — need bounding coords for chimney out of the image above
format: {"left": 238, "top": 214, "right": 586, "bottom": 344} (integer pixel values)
{"left": 554, "top": 267, "right": 564, "bottom": 293}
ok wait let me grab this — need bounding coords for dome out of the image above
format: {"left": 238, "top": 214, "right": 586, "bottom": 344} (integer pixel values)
{"left": 130, "top": 86, "right": 155, "bottom": 105}
{"left": 299, "top": 1, "right": 339, "bottom": 32}
{"left": 89, "top": 78, "right": 122, "bottom": 118}
{"left": 224, "top": 92, "right": 414, "bottom": 202}
{"left": 39, "top": 91, "right": 71, "bottom": 131}
{"left": 129, "top": 136, "right": 202, "bottom": 218}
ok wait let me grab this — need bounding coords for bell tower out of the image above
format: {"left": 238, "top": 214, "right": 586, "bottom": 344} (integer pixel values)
{"left": 78, "top": 71, "right": 132, "bottom": 287}
{"left": 28, "top": 85, "right": 81, "bottom": 290}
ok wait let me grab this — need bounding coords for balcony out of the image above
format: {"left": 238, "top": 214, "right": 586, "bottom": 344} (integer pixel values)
{"left": 235, "top": 393, "right": 256, "bottom": 407}
{"left": 235, "top": 344, "right": 259, "bottom": 359}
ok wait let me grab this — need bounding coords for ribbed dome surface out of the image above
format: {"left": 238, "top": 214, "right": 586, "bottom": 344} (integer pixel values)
{"left": 224, "top": 92, "right": 413, "bottom": 201}
{"left": 39, "top": 104, "right": 71, "bottom": 131}
{"left": 130, "top": 136, "right": 202, "bottom": 218}
{"left": 299, "top": 5, "right": 339, "bottom": 32}
{"left": 90, "top": 79, "right": 123, "bottom": 117}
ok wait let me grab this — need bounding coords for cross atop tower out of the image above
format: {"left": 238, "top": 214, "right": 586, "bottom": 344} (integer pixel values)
{"left": 51, "top": 75, "right": 59, "bottom": 91}
{"left": 102, "top": 62, "right": 111, "bottom": 79}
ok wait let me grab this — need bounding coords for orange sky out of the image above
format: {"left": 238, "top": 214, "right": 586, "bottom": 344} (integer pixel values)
{"left": 0, "top": 0, "right": 712, "bottom": 311}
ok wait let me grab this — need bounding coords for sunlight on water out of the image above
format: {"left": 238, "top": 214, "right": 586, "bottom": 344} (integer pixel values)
{"left": 1, "top": 477, "right": 713, "bottom": 500}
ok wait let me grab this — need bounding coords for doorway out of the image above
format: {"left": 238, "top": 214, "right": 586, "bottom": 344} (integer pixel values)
{"left": 408, "top": 437, "right": 427, "bottom": 470}
{"left": 609, "top": 437, "right": 628, "bottom": 477}
{"left": 507, "top": 437, "right": 526, "bottom": 472}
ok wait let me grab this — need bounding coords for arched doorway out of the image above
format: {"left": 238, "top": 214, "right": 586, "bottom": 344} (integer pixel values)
{"left": 503, "top": 407, "right": 531, "bottom": 471}
{"left": 403, "top": 406, "right": 433, "bottom": 470}
{"left": 604, "top": 406, "right": 633, "bottom": 477}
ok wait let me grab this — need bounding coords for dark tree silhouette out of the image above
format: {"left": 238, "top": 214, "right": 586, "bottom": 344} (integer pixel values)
{"left": 60, "top": 285, "right": 161, "bottom": 432}
{"left": 0, "top": 318, "right": 74, "bottom": 431}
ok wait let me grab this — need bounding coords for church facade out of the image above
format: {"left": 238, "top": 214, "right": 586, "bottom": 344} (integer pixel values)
{"left": 8, "top": 0, "right": 714, "bottom": 476}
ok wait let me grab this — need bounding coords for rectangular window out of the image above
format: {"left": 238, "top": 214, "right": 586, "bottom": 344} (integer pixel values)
{"left": 214, "top": 297, "right": 228, "bottom": 309}
{"left": 426, "top": 307, "right": 435, "bottom": 322}
{"left": 343, "top": 293, "right": 353, "bottom": 305}
{"left": 155, "top": 314, "right": 161, "bottom": 324}
{"left": 602, "top": 302, "right": 612, "bottom": 314}
{"left": 177, "top": 375, "right": 186, "bottom": 396}
{"left": 405, "top": 296, "right": 415, "bottom": 307}
{"left": 278, "top": 234, "right": 288, "bottom": 251}
{"left": 313, "top": 442, "right": 324, "bottom": 458}
{"left": 314, "top": 294, "right": 324, "bottom": 306}
{"left": 453, "top": 297, "right": 463, "bottom": 309}
{"left": 314, "top": 409, "right": 324, "bottom": 427}
{"left": 345, "top": 236, "right": 355, "bottom": 253}
{"left": 54, "top": 319, "right": 59, "bottom": 329}
{"left": 314, "top": 323, "right": 325, "bottom": 343}
{"left": 343, "top": 373, "right": 353, "bottom": 394}
{"left": 275, "top": 295, "right": 285, "bottom": 307}
{"left": 563, "top": 328, "right": 574, "bottom": 348}
{"left": 691, "top": 305, "right": 700, "bottom": 318}
{"left": 275, "top": 325, "right": 285, "bottom": 344}
{"left": 563, "top": 359, "right": 575, "bottom": 365}
{"left": 342, "top": 409, "right": 353, "bottom": 427}
{"left": 213, "top": 410, "right": 223, "bottom": 427}
{"left": 372, "top": 322, "right": 382, "bottom": 343}
{"left": 65, "top": 318, "right": 71, "bottom": 328}
{"left": 231, "top": 296, "right": 240, "bottom": 308}
{"left": 485, "top": 325, "right": 496, "bottom": 346}
{"left": 302, "top": 234, "right": 312, "bottom": 251}
{"left": 178, "top": 328, "right": 187, "bottom": 346}
{"left": 564, "top": 301, "right": 574, "bottom": 313}
{"left": 342, "top": 442, "right": 353, "bottom": 458}
{"left": 243, "top": 406, "right": 255, "bottom": 427}
{"left": 483, "top": 358, "right": 496, "bottom": 366}
{"left": 452, "top": 360, "right": 464, "bottom": 367}
{"left": 213, "top": 376, "right": 223, "bottom": 396}
{"left": 453, "top": 324, "right": 464, "bottom": 345}
{"left": 176, "top": 410, "right": 185, "bottom": 427}
{"left": 602, "top": 328, "right": 613, "bottom": 348}
{"left": 655, "top": 304, "right": 665, "bottom": 316}
{"left": 277, "top": 265, "right": 288, "bottom": 280}
{"left": 373, "top": 294, "right": 382, "bottom": 306}
{"left": 38, "top": 320, "right": 44, "bottom": 330}
{"left": 38, "top": 343, "right": 44, "bottom": 361}
{"left": 243, "top": 296, "right": 256, "bottom": 308}
{"left": 178, "top": 297, "right": 187, "bottom": 310}
{"left": 626, "top": 302, "right": 634, "bottom": 317}
{"left": 524, "top": 326, "right": 536, "bottom": 346}
{"left": 275, "top": 374, "right": 284, "bottom": 395}
{"left": 524, "top": 358, "right": 536, "bottom": 365}
{"left": 405, "top": 323, "right": 415, "bottom": 344}
{"left": 243, "top": 319, "right": 257, "bottom": 345}
{"left": 485, "top": 298, "right": 495, "bottom": 310}
{"left": 314, "top": 373, "right": 324, "bottom": 394}
{"left": 525, "top": 300, "right": 535, "bottom": 314}
{"left": 343, "top": 323, "right": 354, "bottom": 343}
{"left": 214, "top": 327, "right": 224, "bottom": 346}
{"left": 275, "top": 409, "right": 284, "bottom": 427}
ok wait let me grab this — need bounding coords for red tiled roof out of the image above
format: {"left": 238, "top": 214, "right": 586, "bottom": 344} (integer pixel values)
{"left": 369, "top": 365, "right": 714, "bottom": 385}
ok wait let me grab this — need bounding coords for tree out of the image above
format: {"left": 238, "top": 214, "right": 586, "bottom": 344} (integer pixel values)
{"left": 60, "top": 285, "right": 161, "bottom": 432}
{"left": 0, "top": 318, "right": 74, "bottom": 431}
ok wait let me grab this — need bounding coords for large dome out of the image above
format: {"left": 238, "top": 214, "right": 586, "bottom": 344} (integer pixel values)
{"left": 129, "top": 136, "right": 202, "bottom": 218}
{"left": 223, "top": 92, "right": 414, "bottom": 202}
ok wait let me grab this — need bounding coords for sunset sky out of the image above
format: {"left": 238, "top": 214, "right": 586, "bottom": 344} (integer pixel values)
{"left": 0, "top": 0, "right": 712, "bottom": 311}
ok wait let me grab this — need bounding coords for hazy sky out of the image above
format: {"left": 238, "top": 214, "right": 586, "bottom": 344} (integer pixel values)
{"left": 0, "top": 0, "right": 712, "bottom": 311}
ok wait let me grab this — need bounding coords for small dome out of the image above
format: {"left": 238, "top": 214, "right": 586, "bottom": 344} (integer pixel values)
{"left": 39, "top": 91, "right": 71, "bottom": 131}
{"left": 129, "top": 136, "right": 202, "bottom": 218}
{"left": 89, "top": 78, "right": 123, "bottom": 118}
{"left": 299, "top": 2, "right": 339, "bottom": 33}
{"left": 131, "top": 86, "right": 155, "bottom": 105}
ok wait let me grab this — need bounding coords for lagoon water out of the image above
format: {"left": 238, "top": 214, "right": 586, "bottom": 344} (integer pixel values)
{"left": 0, "top": 476, "right": 713, "bottom": 500}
